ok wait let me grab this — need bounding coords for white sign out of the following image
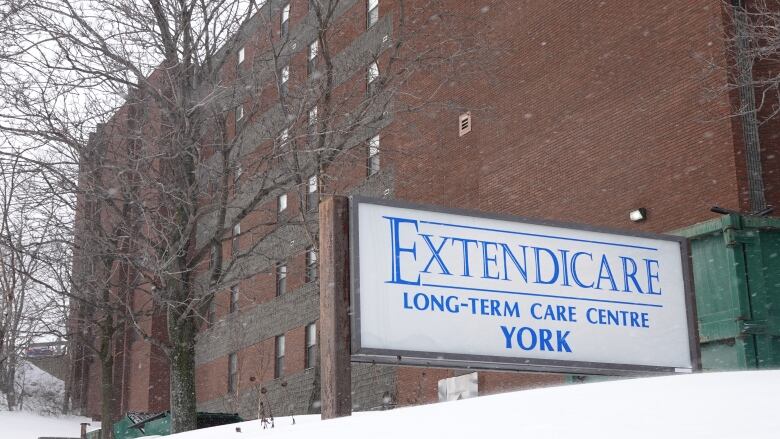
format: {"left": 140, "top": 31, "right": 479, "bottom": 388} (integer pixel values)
{"left": 350, "top": 197, "right": 697, "bottom": 374}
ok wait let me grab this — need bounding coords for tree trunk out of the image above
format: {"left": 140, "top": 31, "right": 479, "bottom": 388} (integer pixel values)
{"left": 5, "top": 386, "right": 15, "bottom": 411}
{"left": 5, "top": 362, "right": 17, "bottom": 410}
{"left": 169, "top": 317, "right": 197, "bottom": 433}
{"left": 98, "top": 309, "right": 115, "bottom": 439}
{"left": 99, "top": 349, "right": 114, "bottom": 439}
{"left": 62, "top": 364, "right": 72, "bottom": 414}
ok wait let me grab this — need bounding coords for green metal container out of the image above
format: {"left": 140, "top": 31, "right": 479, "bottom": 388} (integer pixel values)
{"left": 673, "top": 213, "right": 780, "bottom": 370}
{"left": 86, "top": 411, "right": 243, "bottom": 439}
{"left": 115, "top": 412, "right": 169, "bottom": 438}
{"left": 568, "top": 213, "right": 780, "bottom": 383}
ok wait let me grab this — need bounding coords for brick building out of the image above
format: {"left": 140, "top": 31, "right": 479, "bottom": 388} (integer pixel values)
{"left": 70, "top": 0, "right": 778, "bottom": 422}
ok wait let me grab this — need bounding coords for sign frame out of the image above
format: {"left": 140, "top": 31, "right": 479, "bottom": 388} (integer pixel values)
{"left": 348, "top": 195, "right": 701, "bottom": 376}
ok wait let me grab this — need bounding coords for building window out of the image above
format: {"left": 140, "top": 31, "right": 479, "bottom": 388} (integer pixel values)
{"left": 207, "top": 299, "right": 216, "bottom": 326}
{"left": 306, "top": 174, "right": 318, "bottom": 211}
{"left": 276, "top": 262, "right": 287, "bottom": 296}
{"left": 209, "top": 245, "right": 217, "bottom": 269}
{"left": 305, "top": 247, "right": 317, "bottom": 282}
{"left": 367, "top": 0, "right": 379, "bottom": 29}
{"left": 231, "top": 222, "right": 240, "bottom": 256}
{"left": 228, "top": 352, "right": 238, "bottom": 393}
{"left": 229, "top": 285, "right": 239, "bottom": 314}
{"left": 280, "top": 65, "right": 289, "bottom": 97}
{"left": 277, "top": 192, "right": 287, "bottom": 220}
{"left": 368, "top": 135, "right": 380, "bottom": 176}
{"left": 238, "top": 46, "right": 245, "bottom": 65}
{"left": 281, "top": 3, "right": 290, "bottom": 39}
{"left": 274, "top": 334, "right": 285, "bottom": 378}
{"left": 305, "top": 322, "right": 317, "bottom": 369}
{"left": 234, "top": 162, "right": 242, "bottom": 189}
{"left": 367, "top": 61, "right": 379, "bottom": 95}
{"left": 308, "top": 107, "right": 318, "bottom": 135}
{"left": 308, "top": 40, "right": 318, "bottom": 75}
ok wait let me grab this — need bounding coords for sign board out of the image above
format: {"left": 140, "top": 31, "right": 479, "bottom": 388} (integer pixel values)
{"left": 349, "top": 197, "right": 699, "bottom": 375}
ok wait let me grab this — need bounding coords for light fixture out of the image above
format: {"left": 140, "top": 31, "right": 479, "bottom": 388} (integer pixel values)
{"left": 629, "top": 208, "right": 647, "bottom": 222}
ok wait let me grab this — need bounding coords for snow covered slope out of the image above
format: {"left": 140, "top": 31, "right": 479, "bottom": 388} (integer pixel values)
{"left": 0, "top": 410, "right": 98, "bottom": 439}
{"left": 158, "top": 370, "right": 780, "bottom": 439}
{"left": 0, "top": 360, "right": 97, "bottom": 439}
{"left": 1, "top": 360, "right": 65, "bottom": 414}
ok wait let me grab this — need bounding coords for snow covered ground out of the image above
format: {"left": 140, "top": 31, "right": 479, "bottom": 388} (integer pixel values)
{"left": 1, "top": 360, "right": 66, "bottom": 414}
{"left": 156, "top": 370, "right": 780, "bottom": 439}
{"left": 1, "top": 359, "right": 99, "bottom": 439}
{"left": 0, "top": 410, "right": 98, "bottom": 439}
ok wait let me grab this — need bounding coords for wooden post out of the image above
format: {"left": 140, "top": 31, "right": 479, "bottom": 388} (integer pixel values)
{"left": 319, "top": 196, "right": 352, "bottom": 419}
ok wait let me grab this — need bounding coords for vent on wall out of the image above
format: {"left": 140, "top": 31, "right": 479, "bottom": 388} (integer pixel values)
{"left": 459, "top": 112, "right": 472, "bottom": 137}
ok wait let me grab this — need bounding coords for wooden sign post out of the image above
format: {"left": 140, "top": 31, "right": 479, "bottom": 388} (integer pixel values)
{"left": 319, "top": 196, "right": 352, "bottom": 419}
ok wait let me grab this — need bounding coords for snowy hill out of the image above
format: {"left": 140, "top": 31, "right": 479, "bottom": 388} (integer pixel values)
{"left": 1, "top": 360, "right": 99, "bottom": 439}
{"left": 156, "top": 371, "right": 780, "bottom": 439}
{"left": 1, "top": 360, "right": 65, "bottom": 414}
{"left": 0, "top": 410, "right": 98, "bottom": 439}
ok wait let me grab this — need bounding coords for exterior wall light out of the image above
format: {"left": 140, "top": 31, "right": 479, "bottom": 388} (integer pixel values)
{"left": 629, "top": 208, "right": 647, "bottom": 222}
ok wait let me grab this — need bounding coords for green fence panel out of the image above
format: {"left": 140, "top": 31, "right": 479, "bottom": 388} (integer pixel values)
{"left": 569, "top": 213, "right": 780, "bottom": 382}
{"left": 675, "top": 214, "right": 780, "bottom": 371}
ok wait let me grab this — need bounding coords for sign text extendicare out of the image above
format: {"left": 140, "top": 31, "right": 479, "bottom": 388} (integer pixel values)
{"left": 351, "top": 198, "right": 697, "bottom": 374}
{"left": 384, "top": 215, "right": 663, "bottom": 295}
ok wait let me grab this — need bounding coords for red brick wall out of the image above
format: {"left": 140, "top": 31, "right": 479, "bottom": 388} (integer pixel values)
{"left": 195, "top": 325, "right": 319, "bottom": 406}
{"left": 79, "top": 0, "right": 774, "bottom": 419}
{"left": 381, "top": 0, "right": 744, "bottom": 398}
{"left": 389, "top": 0, "right": 741, "bottom": 231}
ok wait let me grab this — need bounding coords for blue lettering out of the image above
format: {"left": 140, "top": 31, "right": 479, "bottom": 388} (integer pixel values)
{"left": 533, "top": 247, "right": 559, "bottom": 285}
{"left": 500, "top": 325, "right": 515, "bottom": 349}
{"left": 556, "top": 330, "right": 572, "bottom": 352}
{"left": 384, "top": 216, "right": 420, "bottom": 285}
{"left": 559, "top": 249, "right": 571, "bottom": 286}
{"left": 503, "top": 302, "right": 521, "bottom": 318}
{"left": 445, "top": 296, "right": 460, "bottom": 313}
{"left": 449, "top": 237, "right": 479, "bottom": 277}
{"left": 467, "top": 297, "right": 479, "bottom": 314}
{"left": 500, "top": 244, "right": 528, "bottom": 282}
{"left": 620, "top": 256, "right": 644, "bottom": 293}
{"left": 539, "top": 329, "right": 554, "bottom": 351}
{"left": 571, "top": 252, "right": 594, "bottom": 288}
{"left": 481, "top": 241, "right": 500, "bottom": 279}
{"left": 490, "top": 299, "right": 500, "bottom": 315}
{"left": 596, "top": 255, "right": 618, "bottom": 291}
{"left": 516, "top": 327, "right": 537, "bottom": 351}
{"left": 585, "top": 307, "right": 650, "bottom": 328}
{"left": 586, "top": 307, "right": 598, "bottom": 324}
{"left": 480, "top": 299, "right": 490, "bottom": 315}
{"left": 403, "top": 292, "right": 413, "bottom": 309}
{"left": 530, "top": 303, "right": 543, "bottom": 319}
{"left": 420, "top": 234, "right": 452, "bottom": 275}
{"left": 430, "top": 294, "right": 444, "bottom": 312}
{"left": 413, "top": 292, "right": 429, "bottom": 310}
{"left": 645, "top": 259, "right": 662, "bottom": 295}
{"left": 501, "top": 325, "right": 574, "bottom": 352}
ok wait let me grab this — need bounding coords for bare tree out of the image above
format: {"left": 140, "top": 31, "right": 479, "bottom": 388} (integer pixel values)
{"left": 0, "top": 0, "right": 497, "bottom": 433}
{"left": 702, "top": 0, "right": 780, "bottom": 213}
{"left": 0, "top": 145, "right": 59, "bottom": 411}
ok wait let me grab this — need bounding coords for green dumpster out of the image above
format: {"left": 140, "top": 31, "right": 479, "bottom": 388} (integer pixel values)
{"left": 568, "top": 213, "right": 780, "bottom": 383}
{"left": 86, "top": 411, "right": 243, "bottom": 438}
{"left": 116, "top": 412, "right": 168, "bottom": 438}
{"left": 673, "top": 213, "right": 780, "bottom": 370}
